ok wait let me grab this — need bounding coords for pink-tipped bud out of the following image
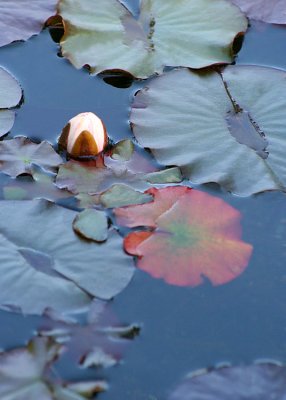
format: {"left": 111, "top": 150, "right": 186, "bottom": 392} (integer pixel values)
{"left": 58, "top": 112, "right": 108, "bottom": 158}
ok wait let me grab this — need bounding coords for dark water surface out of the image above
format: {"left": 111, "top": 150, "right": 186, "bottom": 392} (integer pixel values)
{"left": 0, "top": 6, "right": 285, "bottom": 400}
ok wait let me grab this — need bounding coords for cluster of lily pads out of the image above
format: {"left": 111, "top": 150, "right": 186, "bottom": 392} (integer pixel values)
{"left": 0, "top": 0, "right": 285, "bottom": 398}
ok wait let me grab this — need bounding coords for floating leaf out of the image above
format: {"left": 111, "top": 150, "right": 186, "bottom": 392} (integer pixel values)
{"left": 41, "top": 300, "right": 140, "bottom": 369}
{"left": 56, "top": 158, "right": 182, "bottom": 196}
{"left": 111, "top": 139, "right": 134, "bottom": 161}
{"left": 3, "top": 168, "right": 71, "bottom": 202}
{"left": 0, "top": 0, "right": 58, "bottom": 47}
{"left": 73, "top": 209, "right": 108, "bottom": 242}
{"left": 0, "top": 200, "right": 134, "bottom": 315}
{"left": 57, "top": 0, "right": 247, "bottom": 78}
{"left": 145, "top": 168, "right": 183, "bottom": 184}
{"left": 230, "top": 0, "right": 286, "bottom": 24}
{"left": 131, "top": 66, "right": 286, "bottom": 195}
{"left": 115, "top": 187, "right": 252, "bottom": 286}
{"left": 169, "top": 363, "right": 286, "bottom": 399}
{"left": 0, "top": 336, "right": 107, "bottom": 399}
{"left": 0, "top": 137, "right": 63, "bottom": 178}
{"left": 100, "top": 184, "right": 153, "bottom": 208}
{"left": 0, "top": 67, "right": 22, "bottom": 136}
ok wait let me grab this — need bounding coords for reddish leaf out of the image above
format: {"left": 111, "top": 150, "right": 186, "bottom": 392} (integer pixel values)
{"left": 115, "top": 186, "right": 189, "bottom": 228}
{"left": 230, "top": 0, "right": 286, "bottom": 24}
{"left": 116, "top": 187, "right": 253, "bottom": 287}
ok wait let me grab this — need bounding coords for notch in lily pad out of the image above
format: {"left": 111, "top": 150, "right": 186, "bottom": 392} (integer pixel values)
{"left": 58, "top": 112, "right": 108, "bottom": 159}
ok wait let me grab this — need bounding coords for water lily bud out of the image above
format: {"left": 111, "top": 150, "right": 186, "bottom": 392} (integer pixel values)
{"left": 58, "top": 112, "right": 108, "bottom": 158}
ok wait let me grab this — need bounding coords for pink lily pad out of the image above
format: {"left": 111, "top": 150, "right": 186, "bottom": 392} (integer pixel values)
{"left": 115, "top": 187, "right": 253, "bottom": 287}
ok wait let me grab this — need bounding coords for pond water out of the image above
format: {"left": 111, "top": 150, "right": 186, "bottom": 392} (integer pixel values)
{"left": 0, "top": 5, "right": 285, "bottom": 400}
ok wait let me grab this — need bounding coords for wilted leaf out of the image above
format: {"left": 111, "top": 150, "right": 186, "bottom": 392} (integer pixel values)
{"left": 230, "top": 0, "right": 286, "bottom": 24}
{"left": 41, "top": 300, "right": 140, "bottom": 369}
{"left": 169, "top": 363, "right": 286, "bottom": 400}
{"left": 57, "top": 0, "right": 247, "bottom": 78}
{"left": 73, "top": 209, "right": 108, "bottom": 242}
{"left": 115, "top": 187, "right": 253, "bottom": 286}
{"left": 0, "top": 336, "right": 107, "bottom": 399}
{"left": 131, "top": 66, "right": 286, "bottom": 196}
{"left": 100, "top": 184, "right": 153, "bottom": 208}
{"left": 0, "top": 0, "right": 58, "bottom": 47}
{"left": 56, "top": 157, "right": 182, "bottom": 196}
{"left": 0, "top": 200, "right": 134, "bottom": 315}
{"left": 0, "top": 67, "right": 22, "bottom": 136}
{"left": 0, "top": 137, "right": 63, "bottom": 178}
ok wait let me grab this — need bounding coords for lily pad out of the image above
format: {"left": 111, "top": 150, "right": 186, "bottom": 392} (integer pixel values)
{"left": 0, "top": 137, "right": 63, "bottom": 178}
{"left": 57, "top": 0, "right": 247, "bottom": 78}
{"left": 56, "top": 158, "right": 182, "bottom": 196}
{"left": 111, "top": 139, "right": 134, "bottom": 161}
{"left": 0, "top": 67, "right": 22, "bottom": 136}
{"left": 73, "top": 209, "right": 108, "bottom": 242}
{"left": 100, "top": 184, "right": 153, "bottom": 208}
{"left": 0, "top": 0, "right": 58, "bottom": 47}
{"left": 0, "top": 200, "right": 134, "bottom": 315}
{"left": 230, "top": 0, "right": 286, "bottom": 24}
{"left": 41, "top": 300, "right": 140, "bottom": 369}
{"left": 0, "top": 336, "right": 107, "bottom": 399}
{"left": 115, "top": 187, "right": 253, "bottom": 286}
{"left": 3, "top": 167, "right": 71, "bottom": 202}
{"left": 131, "top": 66, "right": 286, "bottom": 196}
{"left": 169, "top": 363, "right": 286, "bottom": 399}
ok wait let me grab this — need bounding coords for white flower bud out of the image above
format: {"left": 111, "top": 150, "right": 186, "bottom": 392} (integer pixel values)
{"left": 58, "top": 112, "right": 108, "bottom": 158}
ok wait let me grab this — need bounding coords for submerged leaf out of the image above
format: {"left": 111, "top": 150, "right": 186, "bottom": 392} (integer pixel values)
{"left": 57, "top": 0, "right": 247, "bottom": 78}
{"left": 0, "top": 137, "right": 63, "bottom": 178}
{"left": 73, "top": 209, "right": 108, "bottom": 242}
{"left": 131, "top": 66, "right": 286, "bottom": 195}
{"left": 0, "top": 336, "right": 107, "bottom": 399}
{"left": 230, "top": 0, "right": 286, "bottom": 24}
{"left": 169, "top": 363, "right": 286, "bottom": 399}
{"left": 0, "top": 0, "right": 58, "bottom": 47}
{"left": 0, "top": 200, "right": 134, "bottom": 315}
{"left": 0, "top": 67, "right": 22, "bottom": 136}
{"left": 115, "top": 187, "right": 252, "bottom": 287}
{"left": 40, "top": 300, "right": 140, "bottom": 370}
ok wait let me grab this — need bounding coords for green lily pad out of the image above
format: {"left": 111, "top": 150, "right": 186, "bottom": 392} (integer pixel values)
{"left": 57, "top": 0, "right": 247, "bottom": 78}
{"left": 0, "top": 200, "right": 134, "bottom": 315}
{"left": 131, "top": 66, "right": 286, "bottom": 196}
{"left": 145, "top": 167, "right": 183, "bottom": 184}
{"left": 100, "top": 184, "right": 153, "bottom": 208}
{"left": 111, "top": 139, "right": 134, "bottom": 161}
{"left": 0, "top": 137, "right": 63, "bottom": 178}
{"left": 0, "top": 67, "right": 22, "bottom": 136}
{"left": 73, "top": 209, "right": 108, "bottom": 242}
{"left": 0, "top": 336, "right": 107, "bottom": 399}
{"left": 0, "top": 0, "right": 58, "bottom": 47}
